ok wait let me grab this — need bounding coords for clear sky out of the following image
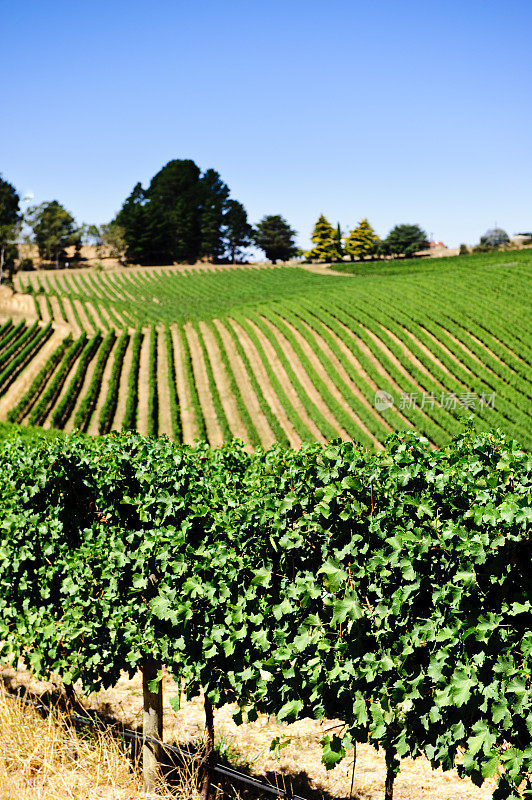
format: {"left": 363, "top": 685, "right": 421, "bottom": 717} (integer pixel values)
{"left": 2, "top": 0, "right": 531, "bottom": 249}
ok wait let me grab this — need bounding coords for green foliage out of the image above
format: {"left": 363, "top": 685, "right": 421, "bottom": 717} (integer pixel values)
{"left": 0, "top": 428, "right": 531, "bottom": 799}
{"left": 0, "top": 175, "right": 21, "bottom": 283}
{"left": 253, "top": 215, "right": 298, "bottom": 263}
{"left": 223, "top": 199, "right": 253, "bottom": 263}
{"left": 306, "top": 214, "right": 343, "bottom": 262}
{"left": 459, "top": 244, "right": 470, "bottom": 255}
{"left": 27, "top": 201, "right": 81, "bottom": 265}
{"left": 345, "top": 218, "right": 379, "bottom": 261}
{"left": 115, "top": 160, "right": 248, "bottom": 265}
{"left": 382, "top": 224, "right": 428, "bottom": 258}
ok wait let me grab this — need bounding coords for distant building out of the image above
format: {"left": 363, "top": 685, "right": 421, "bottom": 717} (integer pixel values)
{"left": 428, "top": 240, "right": 447, "bottom": 249}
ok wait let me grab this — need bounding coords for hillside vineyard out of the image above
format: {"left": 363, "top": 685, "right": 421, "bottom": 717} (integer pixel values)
{"left": 0, "top": 250, "right": 530, "bottom": 447}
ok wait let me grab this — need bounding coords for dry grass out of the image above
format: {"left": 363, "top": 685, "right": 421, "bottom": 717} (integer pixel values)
{"left": 0, "top": 685, "right": 199, "bottom": 800}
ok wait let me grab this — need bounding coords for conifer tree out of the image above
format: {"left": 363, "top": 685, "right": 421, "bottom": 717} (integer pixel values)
{"left": 305, "top": 214, "right": 342, "bottom": 262}
{"left": 344, "top": 218, "right": 379, "bottom": 261}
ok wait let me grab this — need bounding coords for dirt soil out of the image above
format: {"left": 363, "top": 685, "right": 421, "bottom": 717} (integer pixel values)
{"left": 229, "top": 319, "right": 301, "bottom": 448}
{"left": 213, "top": 319, "right": 276, "bottom": 448}
{"left": 183, "top": 323, "right": 224, "bottom": 447}
{"left": 169, "top": 325, "right": 198, "bottom": 445}
{"left": 0, "top": 665, "right": 495, "bottom": 800}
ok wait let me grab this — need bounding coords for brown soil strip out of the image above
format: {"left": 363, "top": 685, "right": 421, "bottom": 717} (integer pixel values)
{"left": 246, "top": 318, "right": 326, "bottom": 443}
{"left": 0, "top": 329, "right": 65, "bottom": 420}
{"left": 281, "top": 316, "right": 390, "bottom": 444}
{"left": 156, "top": 326, "right": 173, "bottom": 437}
{"left": 300, "top": 263, "right": 354, "bottom": 277}
{"left": 374, "top": 325, "right": 448, "bottom": 392}
{"left": 85, "top": 301, "right": 108, "bottom": 332}
{"left": 184, "top": 322, "right": 224, "bottom": 447}
{"left": 170, "top": 325, "right": 197, "bottom": 444}
{"left": 94, "top": 302, "right": 114, "bottom": 331}
{"left": 48, "top": 295, "right": 64, "bottom": 326}
{"left": 306, "top": 318, "right": 396, "bottom": 434}
{"left": 111, "top": 335, "right": 134, "bottom": 431}
{"left": 61, "top": 297, "right": 81, "bottom": 337}
{"left": 420, "top": 325, "right": 475, "bottom": 376}
{"left": 73, "top": 298, "right": 94, "bottom": 335}
{"left": 260, "top": 315, "right": 351, "bottom": 440}
{"left": 401, "top": 326, "right": 454, "bottom": 378}
{"left": 213, "top": 319, "right": 276, "bottom": 448}
{"left": 135, "top": 328, "right": 151, "bottom": 436}
{"left": 199, "top": 321, "right": 249, "bottom": 442}
{"left": 229, "top": 319, "right": 301, "bottom": 448}
{"left": 36, "top": 295, "right": 50, "bottom": 322}
{"left": 87, "top": 338, "right": 120, "bottom": 436}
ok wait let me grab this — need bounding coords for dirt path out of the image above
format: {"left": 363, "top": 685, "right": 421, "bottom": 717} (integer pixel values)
{"left": 61, "top": 297, "right": 81, "bottom": 337}
{"left": 307, "top": 319, "right": 396, "bottom": 436}
{"left": 184, "top": 323, "right": 224, "bottom": 447}
{"left": 246, "top": 318, "right": 326, "bottom": 443}
{"left": 36, "top": 295, "right": 50, "bottom": 323}
{"left": 94, "top": 302, "right": 114, "bottom": 331}
{"left": 85, "top": 301, "right": 108, "bottom": 332}
{"left": 111, "top": 336, "right": 134, "bottom": 431}
{"left": 170, "top": 325, "right": 197, "bottom": 444}
{"left": 300, "top": 263, "right": 354, "bottom": 277}
{"left": 156, "top": 326, "right": 173, "bottom": 437}
{"left": 214, "top": 319, "right": 276, "bottom": 448}
{"left": 0, "top": 329, "right": 64, "bottom": 420}
{"left": 73, "top": 298, "right": 94, "bottom": 335}
{"left": 199, "top": 321, "right": 249, "bottom": 442}
{"left": 135, "top": 328, "right": 151, "bottom": 436}
{"left": 276, "top": 315, "right": 385, "bottom": 446}
{"left": 229, "top": 319, "right": 302, "bottom": 448}
{"left": 260, "top": 315, "right": 350, "bottom": 441}
{"left": 47, "top": 295, "right": 63, "bottom": 326}
{"left": 87, "top": 338, "right": 119, "bottom": 435}
{"left": 0, "top": 666, "right": 488, "bottom": 800}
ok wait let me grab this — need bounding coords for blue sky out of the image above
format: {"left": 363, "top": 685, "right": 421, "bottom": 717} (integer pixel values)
{"left": 2, "top": 0, "right": 531, "bottom": 249}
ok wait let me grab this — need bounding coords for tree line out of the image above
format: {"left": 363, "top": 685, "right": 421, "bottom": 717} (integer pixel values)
{"left": 0, "top": 163, "right": 518, "bottom": 278}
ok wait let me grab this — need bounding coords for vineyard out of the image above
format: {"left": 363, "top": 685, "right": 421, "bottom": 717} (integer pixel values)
{"left": 1, "top": 428, "right": 531, "bottom": 800}
{"left": 0, "top": 249, "right": 530, "bottom": 448}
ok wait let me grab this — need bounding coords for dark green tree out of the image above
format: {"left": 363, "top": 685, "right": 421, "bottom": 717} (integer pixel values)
{"left": 334, "top": 222, "right": 344, "bottom": 259}
{"left": 383, "top": 223, "right": 428, "bottom": 258}
{"left": 0, "top": 175, "right": 21, "bottom": 283}
{"left": 223, "top": 200, "right": 253, "bottom": 263}
{"left": 253, "top": 215, "right": 298, "bottom": 263}
{"left": 115, "top": 160, "right": 248, "bottom": 265}
{"left": 28, "top": 201, "right": 81, "bottom": 267}
{"left": 115, "top": 183, "right": 161, "bottom": 264}
{"left": 199, "top": 169, "right": 230, "bottom": 262}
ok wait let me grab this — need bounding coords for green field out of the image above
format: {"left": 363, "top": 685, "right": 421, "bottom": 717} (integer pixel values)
{"left": 2, "top": 249, "right": 531, "bottom": 449}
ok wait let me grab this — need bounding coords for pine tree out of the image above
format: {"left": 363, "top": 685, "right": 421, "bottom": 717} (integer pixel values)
{"left": 334, "top": 222, "right": 344, "bottom": 259}
{"left": 305, "top": 214, "right": 341, "bottom": 262}
{"left": 344, "top": 218, "right": 379, "bottom": 261}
